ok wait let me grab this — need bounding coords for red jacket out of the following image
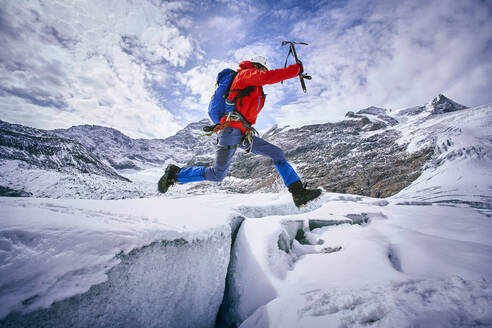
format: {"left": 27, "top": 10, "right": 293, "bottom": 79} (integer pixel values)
{"left": 220, "top": 61, "right": 301, "bottom": 133}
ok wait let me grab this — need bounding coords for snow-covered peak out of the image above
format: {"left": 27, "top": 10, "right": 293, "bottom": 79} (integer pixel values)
{"left": 356, "top": 106, "right": 389, "bottom": 116}
{"left": 396, "top": 94, "right": 467, "bottom": 118}
{"left": 396, "top": 105, "right": 426, "bottom": 117}
{"left": 425, "top": 94, "right": 468, "bottom": 115}
{"left": 345, "top": 106, "right": 398, "bottom": 128}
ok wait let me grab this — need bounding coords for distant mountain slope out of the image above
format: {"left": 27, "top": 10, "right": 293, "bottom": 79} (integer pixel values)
{"left": 187, "top": 95, "right": 472, "bottom": 197}
{"left": 221, "top": 114, "right": 433, "bottom": 197}
{"left": 1, "top": 94, "right": 485, "bottom": 201}
{"left": 52, "top": 119, "right": 216, "bottom": 170}
{"left": 391, "top": 103, "right": 492, "bottom": 217}
{"left": 0, "top": 121, "right": 127, "bottom": 181}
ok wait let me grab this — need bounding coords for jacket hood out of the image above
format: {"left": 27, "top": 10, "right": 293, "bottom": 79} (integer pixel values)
{"left": 238, "top": 61, "right": 254, "bottom": 70}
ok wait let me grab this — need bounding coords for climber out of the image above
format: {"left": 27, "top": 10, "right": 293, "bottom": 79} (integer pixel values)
{"left": 158, "top": 56, "right": 321, "bottom": 208}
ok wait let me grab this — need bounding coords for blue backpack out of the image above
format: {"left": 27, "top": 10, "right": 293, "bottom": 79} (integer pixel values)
{"left": 208, "top": 68, "right": 237, "bottom": 124}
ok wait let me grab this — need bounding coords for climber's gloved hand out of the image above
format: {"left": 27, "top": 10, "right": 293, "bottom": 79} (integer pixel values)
{"left": 296, "top": 60, "right": 304, "bottom": 75}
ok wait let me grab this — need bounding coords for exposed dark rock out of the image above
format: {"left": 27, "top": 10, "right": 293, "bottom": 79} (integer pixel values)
{"left": 221, "top": 119, "right": 434, "bottom": 198}
{"left": 0, "top": 121, "right": 129, "bottom": 182}
{"left": 427, "top": 94, "right": 468, "bottom": 114}
{"left": 0, "top": 186, "right": 32, "bottom": 197}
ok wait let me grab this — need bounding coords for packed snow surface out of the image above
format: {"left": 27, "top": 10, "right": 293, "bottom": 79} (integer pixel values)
{"left": 1, "top": 189, "right": 492, "bottom": 327}
{"left": 0, "top": 195, "right": 243, "bottom": 327}
{"left": 233, "top": 195, "right": 492, "bottom": 327}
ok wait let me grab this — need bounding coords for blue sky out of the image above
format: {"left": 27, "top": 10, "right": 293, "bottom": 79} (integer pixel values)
{"left": 1, "top": 0, "right": 491, "bottom": 138}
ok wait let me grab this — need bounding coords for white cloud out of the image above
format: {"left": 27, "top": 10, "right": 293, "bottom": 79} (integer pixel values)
{"left": 178, "top": 59, "right": 238, "bottom": 108}
{"left": 277, "top": 0, "right": 492, "bottom": 127}
{"left": 193, "top": 14, "right": 248, "bottom": 54}
{"left": 0, "top": 0, "right": 198, "bottom": 138}
{"left": 1, "top": 0, "right": 490, "bottom": 138}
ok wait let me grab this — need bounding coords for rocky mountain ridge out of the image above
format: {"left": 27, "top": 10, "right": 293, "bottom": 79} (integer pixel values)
{"left": 52, "top": 118, "right": 216, "bottom": 170}
{"left": 0, "top": 94, "right": 477, "bottom": 199}
{"left": 0, "top": 121, "right": 128, "bottom": 181}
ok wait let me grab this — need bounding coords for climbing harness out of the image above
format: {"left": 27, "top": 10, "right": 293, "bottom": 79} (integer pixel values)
{"left": 202, "top": 109, "right": 258, "bottom": 152}
{"left": 225, "top": 110, "right": 258, "bottom": 153}
{"left": 203, "top": 81, "right": 259, "bottom": 152}
{"left": 202, "top": 121, "right": 232, "bottom": 137}
{"left": 241, "top": 128, "right": 257, "bottom": 153}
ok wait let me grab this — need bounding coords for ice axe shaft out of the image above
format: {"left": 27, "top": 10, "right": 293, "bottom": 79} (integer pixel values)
{"left": 282, "top": 41, "right": 310, "bottom": 93}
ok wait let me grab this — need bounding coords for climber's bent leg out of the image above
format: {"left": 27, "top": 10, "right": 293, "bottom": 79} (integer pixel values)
{"left": 178, "top": 127, "right": 243, "bottom": 183}
{"left": 177, "top": 166, "right": 206, "bottom": 183}
{"left": 245, "top": 136, "right": 301, "bottom": 187}
{"left": 203, "top": 145, "right": 237, "bottom": 182}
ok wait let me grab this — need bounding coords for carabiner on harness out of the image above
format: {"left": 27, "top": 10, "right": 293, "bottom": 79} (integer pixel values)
{"left": 241, "top": 127, "right": 258, "bottom": 153}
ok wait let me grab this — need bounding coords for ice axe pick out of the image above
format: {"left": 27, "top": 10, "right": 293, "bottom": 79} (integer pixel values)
{"left": 282, "top": 41, "right": 311, "bottom": 93}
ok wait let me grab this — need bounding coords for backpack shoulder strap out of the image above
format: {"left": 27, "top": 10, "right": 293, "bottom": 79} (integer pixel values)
{"left": 228, "top": 86, "right": 255, "bottom": 106}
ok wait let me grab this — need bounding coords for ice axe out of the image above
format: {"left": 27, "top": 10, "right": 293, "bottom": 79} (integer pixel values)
{"left": 282, "top": 41, "right": 311, "bottom": 93}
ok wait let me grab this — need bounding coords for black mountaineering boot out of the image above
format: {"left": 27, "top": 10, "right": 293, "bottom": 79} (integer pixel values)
{"left": 158, "top": 164, "right": 181, "bottom": 193}
{"left": 288, "top": 180, "right": 322, "bottom": 208}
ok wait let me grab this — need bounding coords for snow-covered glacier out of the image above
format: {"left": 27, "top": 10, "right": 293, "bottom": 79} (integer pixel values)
{"left": 1, "top": 103, "right": 492, "bottom": 327}
{"left": 1, "top": 191, "right": 491, "bottom": 327}
{"left": 0, "top": 196, "right": 244, "bottom": 328}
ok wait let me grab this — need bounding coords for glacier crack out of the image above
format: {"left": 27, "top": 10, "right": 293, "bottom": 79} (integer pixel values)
{"left": 1, "top": 232, "right": 232, "bottom": 328}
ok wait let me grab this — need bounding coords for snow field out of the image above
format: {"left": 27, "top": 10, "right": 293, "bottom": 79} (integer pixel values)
{"left": 1, "top": 190, "right": 491, "bottom": 327}
{"left": 0, "top": 159, "right": 150, "bottom": 199}
{"left": 222, "top": 103, "right": 492, "bottom": 327}
{"left": 242, "top": 277, "right": 492, "bottom": 328}
{"left": 219, "top": 193, "right": 492, "bottom": 327}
